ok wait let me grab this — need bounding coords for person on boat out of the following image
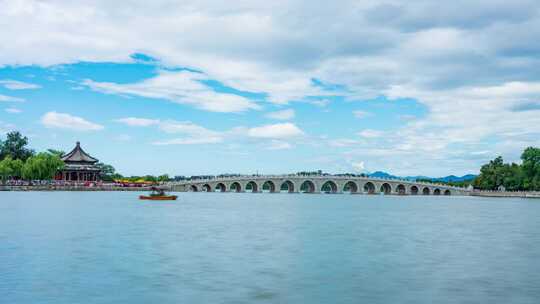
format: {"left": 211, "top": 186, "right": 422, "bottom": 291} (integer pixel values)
{"left": 150, "top": 187, "right": 166, "bottom": 196}
{"left": 140, "top": 186, "right": 177, "bottom": 200}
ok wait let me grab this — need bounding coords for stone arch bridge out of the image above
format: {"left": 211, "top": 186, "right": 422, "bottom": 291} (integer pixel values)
{"left": 169, "top": 176, "right": 470, "bottom": 196}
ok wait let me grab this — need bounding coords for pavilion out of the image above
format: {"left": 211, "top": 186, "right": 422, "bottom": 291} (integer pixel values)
{"left": 56, "top": 142, "right": 102, "bottom": 181}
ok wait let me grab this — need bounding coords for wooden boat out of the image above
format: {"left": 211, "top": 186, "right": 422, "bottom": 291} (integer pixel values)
{"left": 139, "top": 187, "right": 177, "bottom": 201}
{"left": 139, "top": 195, "right": 178, "bottom": 200}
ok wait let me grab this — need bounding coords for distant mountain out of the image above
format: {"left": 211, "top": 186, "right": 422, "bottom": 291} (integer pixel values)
{"left": 367, "top": 171, "right": 477, "bottom": 182}
{"left": 432, "top": 174, "right": 477, "bottom": 182}
{"left": 368, "top": 171, "right": 399, "bottom": 179}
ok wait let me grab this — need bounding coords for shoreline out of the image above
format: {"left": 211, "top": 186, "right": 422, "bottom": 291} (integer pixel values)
{"left": 1, "top": 186, "right": 539, "bottom": 199}
{"left": 0, "top": 185, "right": 153, "bottom": 192}
{"left": 471, "top": 191, "right": 540, "bottom": 199}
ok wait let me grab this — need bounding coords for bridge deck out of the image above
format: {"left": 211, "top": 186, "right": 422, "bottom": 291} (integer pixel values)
{"left": 169, "top": 176, "right": 471, "bottom": 196}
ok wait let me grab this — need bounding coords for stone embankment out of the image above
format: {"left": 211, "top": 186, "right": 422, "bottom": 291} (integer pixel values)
{"left": 471, "top": 190, "right": 540, "bottom": 198}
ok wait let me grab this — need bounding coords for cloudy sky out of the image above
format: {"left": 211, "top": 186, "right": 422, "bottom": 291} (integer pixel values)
{"left": 1, "top": 0, "right": 539, "bottom": 177}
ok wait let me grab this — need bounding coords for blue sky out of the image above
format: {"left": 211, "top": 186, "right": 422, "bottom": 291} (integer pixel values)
{"left": 1, "top": 1, "right": 540, "bottom": 177}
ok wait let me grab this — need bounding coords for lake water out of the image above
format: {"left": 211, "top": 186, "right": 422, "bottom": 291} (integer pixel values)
{"left": 1, "top": 192, "right": 539, "bottom": 303}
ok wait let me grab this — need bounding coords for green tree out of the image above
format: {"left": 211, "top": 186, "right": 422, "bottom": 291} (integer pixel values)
{"left": 22, "top": 152, "right": 64, "bottom": 180}
{"left": 474, "top": 156, "right": 505, "bottom": 190}
{"left": 0, "top": 156, "right": 25, "bottom": 183}
{"left": 0, "top": 131, "right": 34, "bottom": 161}
{"left": 47, "top": 149, "right": 65, "bottom": 157}
{"left": 109, "top": 173, "right": 123, "bottom": 181}
{"left": 0, "top": 157, "right": 13, "bottom": 184}
{"left": 143, "top": 175, "right": 157, "bottom": 182}
{"left": 473, "top": 147, "right": 540, "bottom": 191}
{"left": 158, "top": 174, "right": 170, "bottom": 182}
{"left": 521, "top": 147, "right": 540, "bottom": 190}
{"left": 10, "top": 158, "right": 24, "bottom": 179}
{"left": 96, "top": 162, "right": 120, "bottom": 182}
{"left": 501, "top": 163, "right": 524, "bottom": 191}
{"left": 125, "top": 176, "right": 140, "bottom": 182}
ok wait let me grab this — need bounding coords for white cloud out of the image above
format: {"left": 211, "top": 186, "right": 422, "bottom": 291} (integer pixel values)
{"left": 351, "top": 161, "right": 365, "bottom": 172}
{"left": 265, "top": 109, "right": 295, "bottom": 120}
{"left": 0, "top": 94, "right": 24, "bottom": 102}
{"left": 112, "top": 118, "right": 228, "bottom": 145}
{"left": 115, "top": 117, "right": 160, "bottom": 127}
{"left": 153, "top": 137, "right": 223, "bottom": 145}
{"left": 0, "top": 80, "right": 41, "bottom": 90}
{"left": 126, "top": 117, "right": 305, "bottom": 147}
{"left": 384, "top": 81, "right": 540, "bottom": 154}
{"left": 41, "top": 111, "right": 104, "bottom": 131}
{"left": 115, "top": 117, "right": 225, "bottom": 143}
{"left": 358, "top": 129, "right": 384, "bottom": 138}
{"left": 84, "top": 70, "right": 260, "bottom": 113}
{"left": 153, "top": 121, "right": 224, "bottom": 145}
{"left": 329, "top": 138, "right": 362, "bottom": 147}
{"left": 353, "top": 110, "right": 371, "bottom": 119}
{"left": 307, "top": 99, "right": 331, "bottom": 108}
{"left": 247, "top": 123, "right": 304, "bottom": 139}
{"left": 5, "top": 107, "right": 22, "bottom": 114}
{"left": 266, "top": 140, "right": 293, "bottom": 150}
{"left": 159, "top": 120, "right": 221, "bottom": 136}
{"left": 321, "top": 79, "right": 540, "bottom": 175}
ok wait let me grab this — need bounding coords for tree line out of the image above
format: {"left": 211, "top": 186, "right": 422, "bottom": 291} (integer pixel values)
{"left": 0, "top": 132, "right": 65, "bottom": 183}
{"left": 474, "top": 147, "right": 540, "bottom": 191}
{"left": 415, "top": 178, "right": 475, "bottom": 188}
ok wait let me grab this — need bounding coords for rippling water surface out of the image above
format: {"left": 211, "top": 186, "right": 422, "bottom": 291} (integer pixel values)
{"left": 1, "top": 192, "right": 540, "bottom": 303}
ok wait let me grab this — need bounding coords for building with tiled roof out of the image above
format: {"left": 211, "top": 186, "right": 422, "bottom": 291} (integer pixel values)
{"left": 56, "top": 142, "right": 101, "bottom": 181}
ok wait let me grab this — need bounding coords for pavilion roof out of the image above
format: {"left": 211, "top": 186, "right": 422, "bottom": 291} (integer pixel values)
{"left": 61, "top": 142, "right": 99, "bottom": 163}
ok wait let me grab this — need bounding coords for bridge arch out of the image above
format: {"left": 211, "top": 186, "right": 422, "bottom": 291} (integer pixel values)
{"left": 364, "top": 182, "right": 376, "bottom": 194}
{"left": 444, "top": 189, "right": 451, "bottom": 196}
{"left": 215, "top": 182, "right": 227, "bottom": 192}
{"left": 300, "top": 180, "right": 316, "bottom": 193}
{"left": 396, "top": 184, "right": 406, "bottom": 195}
{"left": 245, "top": 181, "right": 258, "bottom": 193}
{"left": 343, "top": 181, "right": 358, "bottom": 193}
{"left": 410, "top": 185, "right": 419, "bottom": 195}
{"left": 380, "top": 183, "right": 392, "bottom": 195}
{"left": 230, "top": 182, "right": 242, "bottom": 193}
{"left": 321, "top": 181, "right": 338, "bottom": 193}
{"left": 422, "top": 187, "right": 430, "bottom": 195}
{"left": 434, "top": 188, "right": 441, "bottom": 196}
{"left": 189, "top": 185, "right": 198, "bottom": 192}
{"left": 262, "top": 181, "right": 276, "bottom": 193}
{"left": 202, "top": 184, "right": 212, "bottom": 192}
{"left": 280, "top": 180, "right": 295, "bottom": 193}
